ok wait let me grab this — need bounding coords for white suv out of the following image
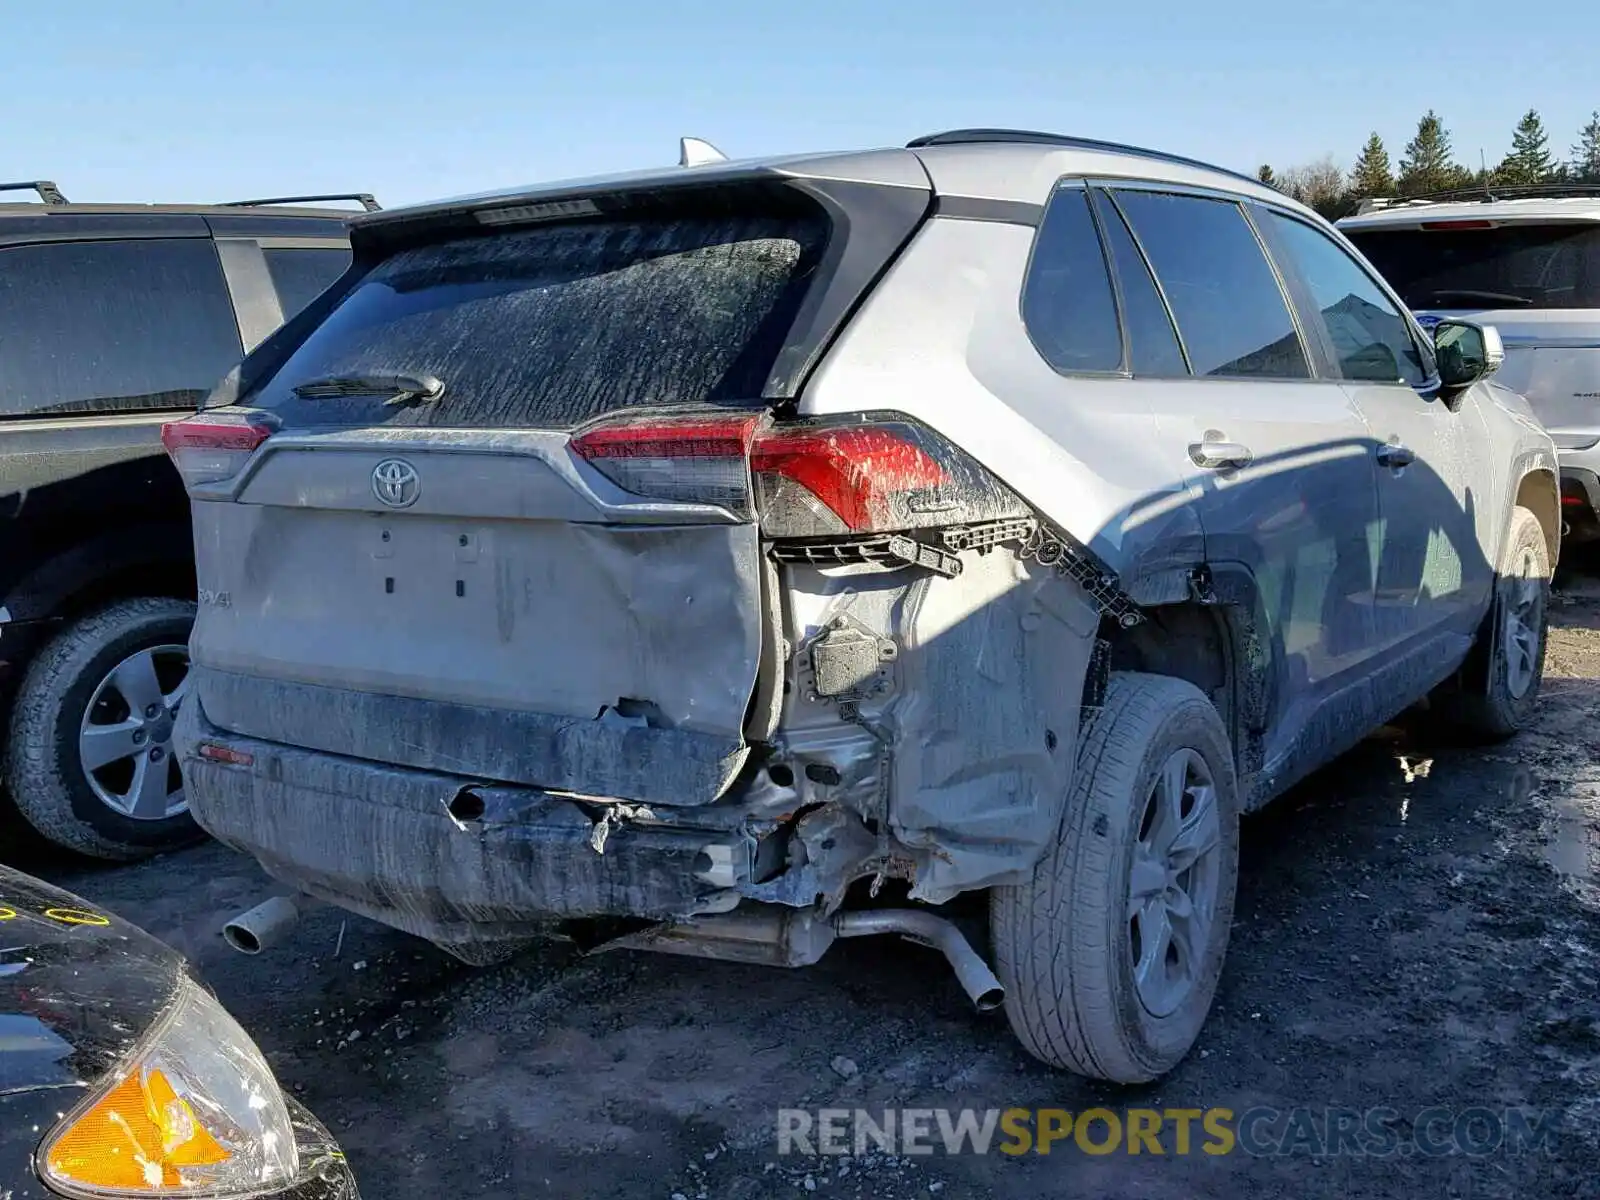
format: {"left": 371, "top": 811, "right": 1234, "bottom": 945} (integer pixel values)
{"left": 1340, "top": 186, "right": 1600, "bottom": 542}
{"left": 166, "top": 130, "right": 1558, "bottom": 1082}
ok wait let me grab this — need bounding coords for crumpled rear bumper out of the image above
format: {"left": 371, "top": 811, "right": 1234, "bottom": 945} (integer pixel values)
{"left": 175, "top": 700, "right": 729, "bottom": 949}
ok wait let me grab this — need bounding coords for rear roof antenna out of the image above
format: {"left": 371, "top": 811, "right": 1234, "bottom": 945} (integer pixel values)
{"left": 679, "top": 137, "right": 729, "bottom": 168}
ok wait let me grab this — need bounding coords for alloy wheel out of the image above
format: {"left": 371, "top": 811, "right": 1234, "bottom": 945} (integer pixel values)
{"left": 78, "top": 643, "right": 190, "bottom": 820}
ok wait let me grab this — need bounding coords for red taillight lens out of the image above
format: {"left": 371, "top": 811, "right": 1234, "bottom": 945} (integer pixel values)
{"left": 571, "top": 413, "right": 964, "bottom": 538}
{"left": 751, "top": 426, "right": 948, "bottom": 534}
{"left": 569, "top": 419, "right": 985, "bottom": 540}
{"left": 1420, "top": 220, "right": 1495, "bottom": 231}
{"left": 571, "top": 415, "right": 761, "bottom": 507}
{"left": 161, "top": 415, "right": 274, "bottom": 488}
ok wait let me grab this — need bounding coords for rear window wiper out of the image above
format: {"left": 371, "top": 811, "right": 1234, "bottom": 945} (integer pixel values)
{"left": 292, "top": 373, "right": 445, "bottom": 408}
{"left": 1417, "top": 289, "right": 1534, "bottom": 308}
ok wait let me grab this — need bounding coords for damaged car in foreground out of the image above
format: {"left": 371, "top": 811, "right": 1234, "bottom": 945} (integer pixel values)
{"left": 166, "top": 130, "right": 1558, "bottom": 1082}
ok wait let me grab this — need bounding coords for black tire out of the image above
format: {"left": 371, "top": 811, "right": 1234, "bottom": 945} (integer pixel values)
{"left": 5, "top": 598, "right": 202, "bottom": 860}
{"left": 992, "top": 673, "right": 1240, "bottom": 1082}
{"left": 1435, "top": 506, "right": 1550, "bottom": 742}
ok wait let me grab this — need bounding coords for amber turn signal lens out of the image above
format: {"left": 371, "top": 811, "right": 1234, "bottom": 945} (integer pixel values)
{"left": 45, "top": 1066, "right": 229, "bottom": 1191}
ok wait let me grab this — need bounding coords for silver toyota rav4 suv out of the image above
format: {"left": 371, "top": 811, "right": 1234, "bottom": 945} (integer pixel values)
{"left": 1339, "top": 186, "right": 1600, "bottom": 544}
{"left": 167, "top": 130, "right": 1558, "bottom": 1082}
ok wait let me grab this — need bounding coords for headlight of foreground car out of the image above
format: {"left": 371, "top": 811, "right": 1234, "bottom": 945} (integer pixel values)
{"left": 37, "top": 976, "right": 297, "bottom": 1197}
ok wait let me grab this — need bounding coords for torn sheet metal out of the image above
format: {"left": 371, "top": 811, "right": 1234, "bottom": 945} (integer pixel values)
{"left": 779, "top": 546, "right": 1099, "bottom": 904}
{"left": 890, "top": 549, "right": 1099, "bottom": 901}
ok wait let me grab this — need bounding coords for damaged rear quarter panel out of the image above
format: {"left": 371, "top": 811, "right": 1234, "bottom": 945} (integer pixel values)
{"left": 782, "top": 547, "right": 1099, "bottom": 903}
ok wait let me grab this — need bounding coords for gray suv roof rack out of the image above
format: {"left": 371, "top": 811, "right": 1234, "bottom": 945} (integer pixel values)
{"left": 0, "top": 180, "right": 68, "bottom": 205}
{"left": 906, "top": 129, "right": 1262, "bottom": 189}
{"left": 1365, "top": 183, "right": 1600, "bottom": 210}
{"left": 223, "top": 193, "right": 381, "bottom": 212}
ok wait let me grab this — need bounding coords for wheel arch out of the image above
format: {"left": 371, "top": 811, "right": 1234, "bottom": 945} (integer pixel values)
{"left": 1, "top": 522, "right": 196, "bottom": 628}
{"left": 1100, "top": 567, "right": 1275, "bottom": 794}
{"left": 1513, "top": 466, "right": 1560, "bottom": 570}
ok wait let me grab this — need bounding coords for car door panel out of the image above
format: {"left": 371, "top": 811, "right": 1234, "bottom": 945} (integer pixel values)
{"left": 1104, "top": 186, "right": 1384, "bottom": 785}
{"left": 1260, "top": 210, "right": 1494, "bottom": 661}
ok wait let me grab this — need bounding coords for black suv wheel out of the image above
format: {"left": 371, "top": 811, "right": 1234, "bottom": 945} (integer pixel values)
{"left": 5, "top": 598, "right": 201, "bottom": 859}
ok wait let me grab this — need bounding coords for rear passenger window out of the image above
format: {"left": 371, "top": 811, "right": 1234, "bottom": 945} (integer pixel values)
{"left": 1093, "top": 192, "right": 1189, "bottom": 376}
{"left": 264, "top": 247, "right": 352, "bottom": 321}
{"left": 1265, "top": 213, "right": 1429, "bottom": 386}
{"left": 0, "top": 239, "right": 242, "bottom": 417}
{"left": 1022, "top": 187, "right": 1123, "bottom": 373}
{"left": 1114, "top": 190, "right": 1310, "bottom": 380}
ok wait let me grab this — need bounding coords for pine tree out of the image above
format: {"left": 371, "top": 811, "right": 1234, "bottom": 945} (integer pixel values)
{"left": 1256, "top": 164, "right": 1276, "bottom": 187}
{"left": 1573, "top": 111, "right": 1600, "bottom": 182}
{"left": 1497, "top": 109, "right": 1557, "bottom": 184}
{"left": 1398, "top": 111, "right": 1471, "bottom": 196}
{"left": 1348, "top": 133, "right": 1394, "bottom": 199}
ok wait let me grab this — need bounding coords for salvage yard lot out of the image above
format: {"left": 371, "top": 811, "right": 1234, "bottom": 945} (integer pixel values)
{"left": 17, "top": 586, "right": 1600, "bottom": 1199}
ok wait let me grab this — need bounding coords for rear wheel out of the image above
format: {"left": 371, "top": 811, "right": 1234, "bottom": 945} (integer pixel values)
{"left": 6, "top": 598, "right": 202, "bottom": 860}
{"left": 991, "top": 673, "right": 1240, "bottom": 1082}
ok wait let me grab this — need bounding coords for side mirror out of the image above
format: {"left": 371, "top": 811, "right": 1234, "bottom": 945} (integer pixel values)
{"left": 1433, "top": 319, "right": 1505, "bottom": 390}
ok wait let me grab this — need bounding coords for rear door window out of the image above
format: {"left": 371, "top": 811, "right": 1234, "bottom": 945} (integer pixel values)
{"left": 0, "top": 239, "right": 243, "bottom": 417}
{"left": 1022, "top": 186, "right": 1123, "bottom": 373}
{"left": 1093, "top": 192, "right": 1189, "bottom": 376}
{"left": 1344, "top": 223, "right": 1600, "bottom": 310}
{"left": 250, "top": 212, "right": 828, "bottom": 430}
{"left": 1267, "top": 213, "right": 1430, "bottom": 386}
{"left": 1113, "top": 190, "right": 1311, "bottom": 379}
{"left": 264, "top": 246, "right": 352, "bottom": 320}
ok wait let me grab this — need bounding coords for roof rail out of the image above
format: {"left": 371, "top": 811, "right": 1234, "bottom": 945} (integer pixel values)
{"left": 222, "top": 193, "right": 381, "bottom": 212}
{"left": 1364, "top": 182, "right": 1600, "bottom": 208}
{"left": 906, "top": 129, "right": 1263, "bottom": 189}
{"left": 0, "top": 180, "right": 68, "bottom": 205}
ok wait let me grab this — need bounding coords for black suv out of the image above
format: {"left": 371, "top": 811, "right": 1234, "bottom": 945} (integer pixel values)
{"left": 0, "top": 181, "right": 365, "bottom": 859}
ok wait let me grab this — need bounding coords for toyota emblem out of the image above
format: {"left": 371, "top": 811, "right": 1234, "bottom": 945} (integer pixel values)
{"left": 371, "top": 458, "right": 420, "bottom": 508}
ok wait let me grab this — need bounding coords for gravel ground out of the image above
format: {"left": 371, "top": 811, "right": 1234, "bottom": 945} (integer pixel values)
{"left": 13, "top": 580, "right": 1600, "bottom": 1199}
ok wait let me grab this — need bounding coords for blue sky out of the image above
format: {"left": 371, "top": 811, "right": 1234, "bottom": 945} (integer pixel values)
{"left": 7, "top": 0, "right": 1598, "bottom": 208}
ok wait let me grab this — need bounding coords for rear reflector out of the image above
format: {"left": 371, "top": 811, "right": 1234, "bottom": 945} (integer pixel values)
{"left": 571, "top": 413, "right": 958, "bottom": 537}
{"left": 1420, "top": 220, "right": 1495, "bottom": 231}
{"left": 160, "top": 414, "right": 275, "bottom": 488}
{"left": 196, "top": 742, "right": 254, "bottom": 767}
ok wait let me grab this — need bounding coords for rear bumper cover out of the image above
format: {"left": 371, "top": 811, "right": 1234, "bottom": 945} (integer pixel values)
{"left": 175, "top": 699, "right": 731, "bottom": 947}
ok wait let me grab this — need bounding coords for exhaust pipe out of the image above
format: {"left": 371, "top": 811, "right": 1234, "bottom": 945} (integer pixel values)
{"left": 834, "top": 910, "right": 1006, "bottom": 1012}
{"left": 609, "top": 905, "right": 1005, "bottom": 1012}
{"left": 223, "top": 896, "right": 303, "bottom": 955}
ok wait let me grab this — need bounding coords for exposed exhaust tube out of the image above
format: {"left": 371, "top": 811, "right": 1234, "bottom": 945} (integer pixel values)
{"left": 612, "top": 905, "right": 1005, "bottom": 1012}
{"left": 834, "top": 910, "right": 1006, "bottom": 1012}
{"left": 223, "top": 896, "right": 302, "bottom": 955}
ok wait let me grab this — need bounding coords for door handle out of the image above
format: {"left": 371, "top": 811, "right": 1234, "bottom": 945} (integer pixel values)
{"left": 1188, "top": 433, "right": 1253, "bottom": 471}
{"left": 1375, "top": 442, "right": 1415, "bottom": 469}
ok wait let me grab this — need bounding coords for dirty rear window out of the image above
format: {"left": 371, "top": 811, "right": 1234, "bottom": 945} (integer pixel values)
{"left": 248, "top": 213, "right": 828, "bottom": 429}
{"left": 1347, "top": 223, "right": 1600, "bottom": 310}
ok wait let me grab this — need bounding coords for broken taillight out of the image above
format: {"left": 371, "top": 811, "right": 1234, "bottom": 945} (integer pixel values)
{"left": 571, "top": 413, "right": 968, "bottom": 537}
{"left": 161, "top": 412, "right": 276, "bottom": 487}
